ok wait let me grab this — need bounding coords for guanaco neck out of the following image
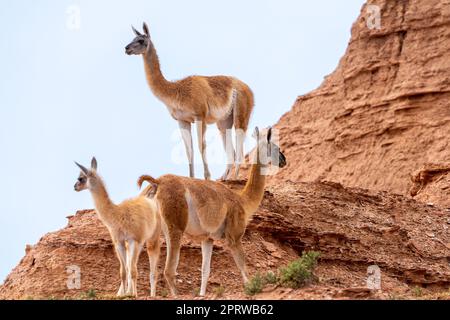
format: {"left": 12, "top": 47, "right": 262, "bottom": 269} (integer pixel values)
{"left": 88, "top": 176, "right": 116, "bottom": 223}
{"left": 240, "top": 147, "right": 266, "bottom": 221}
{"left": 142, "top": 40, "right": 174, "bottom": 100}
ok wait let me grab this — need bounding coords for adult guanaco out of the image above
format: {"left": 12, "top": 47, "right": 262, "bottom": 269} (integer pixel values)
{"left": 73, "top": 158, "right": 161, "bottom": 297}
{"left": 138, "top": 127, "right": 286, "bottom": 296}
{"left": 125, "top": 22, "right": 254, "bottom": 180}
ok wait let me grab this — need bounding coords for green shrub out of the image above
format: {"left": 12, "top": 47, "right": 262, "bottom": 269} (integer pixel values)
{"left": 160, "top": 288, "right": 169, "bottom": 298}
{"left": 244, "top": 273, "right": 265, "bottom": 296}
{"left": 264, "top": 271, "right": 278, "bottom": 285}
{"left": 244, "top": 251, "right": 320, "bottom": 295}
{"left": 213, "top": 285, "right": 225, "bottom": 297}
{"left": 279, "top": 251, "right": 320, "bottom": 289}
{"left": 79, "top": 289, "right": 96, "bottom": 299}
{"left": 412, "top": 286, "right": 423, "bottom": 297}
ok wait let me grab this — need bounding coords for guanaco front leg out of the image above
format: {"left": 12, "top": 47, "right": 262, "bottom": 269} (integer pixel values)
{"left": 196, "top": 120, "right": 211, "bottom": 180}
{"left": 200, "top": 239, "right": 214, "bottom": 296}
{"left": 178, "top": 120, "right": 194, "bottom": 178}
{"left": 114, "top": 240, "right": 127, "bottom": 297}
{"left": 229, "top": 242, "right": 249, "bottom": 284}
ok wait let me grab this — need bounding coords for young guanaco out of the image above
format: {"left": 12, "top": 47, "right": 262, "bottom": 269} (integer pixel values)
{"left": 74, "top": 158, "right": 161, "bottom": 297}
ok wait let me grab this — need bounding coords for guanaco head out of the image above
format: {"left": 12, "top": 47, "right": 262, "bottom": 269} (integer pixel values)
{"left": 74, "top": 157, "right": 98, "bottom": 192}
{"left": 125, "top": 22, "right": 151, "bottom": 55}
{"left": 253, "top": 127, "right": 287, "bottom": 168}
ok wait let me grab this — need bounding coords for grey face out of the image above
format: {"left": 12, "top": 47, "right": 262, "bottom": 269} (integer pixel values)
{"left": 125, "top": 35, "right": 149, "bottom": 55}
{"left": 74, "top": 172, "right": 88, "bottom": 192}
{"left": 125, "top": 24, "right": 150, "bottom": 55}
{"left": 73, "top": 157, "right": 97, "bottom": 192}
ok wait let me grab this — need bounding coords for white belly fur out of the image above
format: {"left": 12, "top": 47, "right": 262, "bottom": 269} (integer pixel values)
{"left": 184, "top": 189, "right": 225, "bottom": 239}
{"left": 207, "top": 88, "right": 237, "bottom": 122}
{"left": 162, "top": 88, "right": 237, "bottom": 124}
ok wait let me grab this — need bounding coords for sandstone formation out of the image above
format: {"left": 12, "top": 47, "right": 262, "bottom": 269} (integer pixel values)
{"left": 1, "top": 181, "right": 449, "bottom": 299}
{"left": 271, "top": 0, "right": 450, "bottom": 195}
{"left": 410, "top": 163, "right": 450, "bottom": 207}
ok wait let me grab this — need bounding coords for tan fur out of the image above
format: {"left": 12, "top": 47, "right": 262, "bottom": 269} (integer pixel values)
{"left": 127, "top": 23, "right": 254, "bottom": 180}
{"left": 74, "top": 160, "right": 161, "bottom": 297}
{"left": 138, "top": 128, "right": 286, "bottom": 296}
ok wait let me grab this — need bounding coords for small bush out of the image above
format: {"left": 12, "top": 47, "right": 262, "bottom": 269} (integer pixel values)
{"left": 192, "top": 287, "right": 201, "bottom": 297}
{"left": 413, "top": 286, "right": 423, "bottom": 297}
{"left": 279, "top": 251, "right": 320, "bottom": 289}
{"left": 244, "top": 251, "right": 320, "bottom": 295}
{"left": 160, "top": 288, "right": 169, "bottom": 298}
{"left": 79, "top": 289, "right": 97, "bottom": 300}
{"left": 244, "top": 273, "right": 265, "bottom": 296}
{"left": 213, "top": 285, "right": 225, "bottom": 297}
{"left": 264, "top": 271, "right": 278, "bottom": 285}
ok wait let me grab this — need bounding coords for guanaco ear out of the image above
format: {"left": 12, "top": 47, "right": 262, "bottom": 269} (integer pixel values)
{"left": 132, "top": 25, "right": 141, "bottom": 36}
{"left": 90, "top": 157, "right": 98, "bottom": 171}
{"left": 75, "top": 162, "right": 89, "bottom": 175}
{"left": 143, "top": 22, "right": 150, "bottom": 37}
{"left": 267, "top": 127, "right": 272, "bottom": 142}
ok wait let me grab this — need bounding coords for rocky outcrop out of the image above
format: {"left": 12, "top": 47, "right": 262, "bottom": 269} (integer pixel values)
{"left": 410, "top": 163, "right": 450, "bottom": 207}
{"left": 1, "top": 181, "right": 449, "bottom": 299}
{"left": 270, "top": 0, "right": 450, "bottom": 195}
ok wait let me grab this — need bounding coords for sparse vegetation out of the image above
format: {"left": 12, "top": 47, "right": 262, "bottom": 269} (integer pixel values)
{"left": 192, "top": 287, "right": 201, "bottom": 297}
{"left": 264, "top": 271, "right": 278, "bottom": 285}
{"left": 245, "top": 251, "right": 320, "bottom": 296}
{"left": 412, "top": 286, "right": 423, "bottom": 298}
{"left": 279, "top": 251, "right": 320, "bottom": 289}
{"left": 78, "top": 289, "right": 97, "bottom": 299}
{"left": 87, "top": 289, "right": 97, "bottom": 299}
{"left": 213, "top": 285, "right": 226, "bottom": 297}
{"left": 160, "top": 288, "right": 169, "bottom": 298}
{"left": 244, "top": 272, "right": 265, "bottom": 296}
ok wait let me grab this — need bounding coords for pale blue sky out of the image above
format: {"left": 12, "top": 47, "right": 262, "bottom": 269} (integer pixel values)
{"left": 0, "top": 0, "right": 364, "bottom": 282}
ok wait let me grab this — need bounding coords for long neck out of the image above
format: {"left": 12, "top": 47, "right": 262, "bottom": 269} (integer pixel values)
{"left": 240, "top": 148, "right": 266, "bottom": 222}
{"left": 89, "top": 177, "right": 115, "bottom": 222}
{"left": 143, "top": 41, "right": 173, "bottom": 99}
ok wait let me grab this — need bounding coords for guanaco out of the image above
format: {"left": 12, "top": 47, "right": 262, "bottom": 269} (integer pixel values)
{"left": 125, "top": 22, "right": 254, "bottom": 181}
{"left": 73, "top": 158, "right": 161, "bottom": 297}
{"left": 138, "top": 127, "right": 286, "bottom": 296}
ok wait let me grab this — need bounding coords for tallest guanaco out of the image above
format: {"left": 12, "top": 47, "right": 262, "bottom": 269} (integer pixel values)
{"left": 125, "top": 22, "right": 254, "bottom": 180}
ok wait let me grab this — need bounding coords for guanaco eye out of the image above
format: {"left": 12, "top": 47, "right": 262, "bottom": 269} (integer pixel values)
{"left": 78, "top": 177, "right": 84, "bottom": 182}
{"left": 138, "top": 39, "right": 144, "bottom": 45}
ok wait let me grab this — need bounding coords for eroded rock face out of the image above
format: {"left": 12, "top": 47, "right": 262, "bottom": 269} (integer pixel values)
{"left": 410, "top": 163, "right": 450, "bottom": 207}
{"left": 271, "top": 0, "right": 450, "bottom": 194}
{"left": 0, "top": 181, "right": 449, "bottom": 300}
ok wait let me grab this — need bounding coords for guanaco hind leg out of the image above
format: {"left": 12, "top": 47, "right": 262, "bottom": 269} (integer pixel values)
{"left": 146, "top": 237, "right": 161, "bottom": 297}
{"left": 200, "top": 239, "right": 214, "bottom": 296}
{"left": 217, "top": 114, "right": 235, "bottom": 181}
{"left": 114, "top": 241, "right": 128, "bottom": 296}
